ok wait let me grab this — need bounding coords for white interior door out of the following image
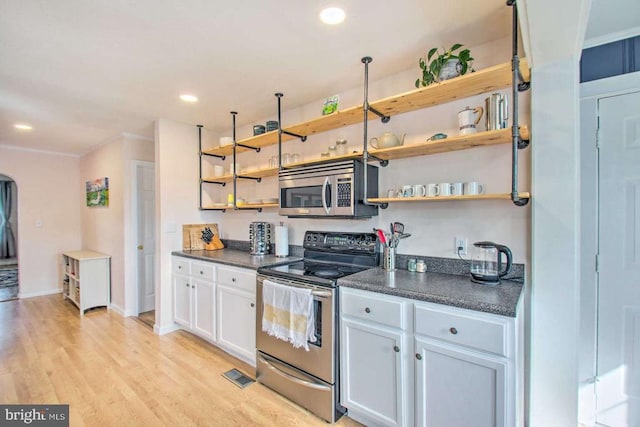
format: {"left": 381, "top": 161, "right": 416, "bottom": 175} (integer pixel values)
{"left": 137, "top": 163, "right": 155, "bottom": 313}
{"left": 597, "top": 90, "right": 640, "bottom": 426}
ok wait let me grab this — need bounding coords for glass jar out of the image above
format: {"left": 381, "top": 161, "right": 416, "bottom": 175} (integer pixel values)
{"left": 416, "top": 259, "right": 427, "bottom": 273}
{"left": 336, "top": 139, "right": 348, "bottom": 155}
{"left": 328, "top": 145, "right": 337, "bottom": 157}
{"left": 320, "top": 151, "right": 330, "bottom": 159}
{"left": 407, "top": 258, "right": 417, "bottom": 272}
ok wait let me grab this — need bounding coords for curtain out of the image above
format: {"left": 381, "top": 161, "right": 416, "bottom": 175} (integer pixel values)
{"left": 0, "top": 181, "right": 16, "bottom": 258}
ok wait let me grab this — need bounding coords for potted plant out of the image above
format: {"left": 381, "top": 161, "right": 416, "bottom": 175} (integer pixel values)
{"left": 415, "top": 43, "right": 474, "bottom": 88}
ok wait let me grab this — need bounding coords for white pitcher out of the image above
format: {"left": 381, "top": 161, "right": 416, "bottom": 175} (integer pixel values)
{"left": 458, "top": 106, "right": 484, "bottom": 135}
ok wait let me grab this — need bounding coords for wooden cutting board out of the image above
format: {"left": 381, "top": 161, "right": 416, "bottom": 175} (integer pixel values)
{"left": 182, "top": 224, "right": 224, "bottom": 250}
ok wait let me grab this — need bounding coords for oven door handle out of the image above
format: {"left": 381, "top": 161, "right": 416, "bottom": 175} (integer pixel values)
{"left": 311, "top": 290, "right": 331, "bottom": 298}
{"left": 321, "top": 176, "right": 330, "bottom": 214}
{"left": 259, "top": 354, "right": 331, "bottom": 391}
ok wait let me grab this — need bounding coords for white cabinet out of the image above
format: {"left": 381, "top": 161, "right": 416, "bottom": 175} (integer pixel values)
{"left": 171, "top": 256, "right": 257, "bottom": 366}
{"left": 62, "top": 250, "right": 111, "bottom": 315}
{"left": 172, "top": 257, "right": 216, "bottom": 341}
{"left": 216, "top": 264, "right": 256, "bottom": 365}
{"left": 340, "top": 287, "right": 521, "bottom": 427}
{"left": 415, "top": 337, "right": 508, "bottom": 427}
{"left": 340, "top": 288, "right": 411, "bottom": 427}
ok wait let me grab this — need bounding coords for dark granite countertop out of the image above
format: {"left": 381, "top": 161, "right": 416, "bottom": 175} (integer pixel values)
{"left": 172, "top": 249, "right": 301, "bottom": 270}
{"left": 337, "top": 268, "right": 523, "bottom": 317}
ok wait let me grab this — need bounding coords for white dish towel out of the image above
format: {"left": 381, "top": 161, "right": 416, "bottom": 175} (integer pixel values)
{"left": 262, "top": 279, "right": 316, "bottom": 351}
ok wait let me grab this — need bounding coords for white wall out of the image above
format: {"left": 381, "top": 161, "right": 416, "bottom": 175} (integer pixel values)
{"left": 0, "top": 146, "right": 81, "bottom": 297}
{"left": 81, "top": 135, "right": 154, "bottom": 314}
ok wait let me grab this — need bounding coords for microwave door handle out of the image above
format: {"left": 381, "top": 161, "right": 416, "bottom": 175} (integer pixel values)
{"left": 321, "top": 176, "right": 330, "bottom": 214}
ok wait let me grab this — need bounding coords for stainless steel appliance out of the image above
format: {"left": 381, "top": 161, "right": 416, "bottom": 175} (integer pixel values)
{"left": 249, "top": 222, "right": 272, "bottom": 255}
{"left": 485, "top": 92, "right": 509, "bottom": 130}
{"left": 256, "top": 231, "right": 379, "bottom": 423}
{"left": 278, "top": 160, "right": 379, "bottom": 218}
{"left": 470, "top": 241, "right": 513, "bottom": 285}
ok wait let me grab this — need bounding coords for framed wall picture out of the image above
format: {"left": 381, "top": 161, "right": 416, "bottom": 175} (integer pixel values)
{"left": 86, "top": 177, "right": 109, "bottom": 207}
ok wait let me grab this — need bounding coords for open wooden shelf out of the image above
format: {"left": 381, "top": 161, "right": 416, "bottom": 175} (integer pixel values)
{"left": 201, "top": 59, "right": 529, "bottom": 157}
{"left": 370, "top": 127, "right": 529, "bottom": 160}
{"left": 368, "top": 192, "right": 531, "bottom": 203}
{"left": 202, "top": 167, "right": 279, "bottom": 184}
{"left": 201, "top": 203, "right": 278, "bottom": 210}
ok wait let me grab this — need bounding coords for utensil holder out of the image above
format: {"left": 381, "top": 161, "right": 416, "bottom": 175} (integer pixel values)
{"left": 382, "top": 246, "right": 396, "bottom": 271}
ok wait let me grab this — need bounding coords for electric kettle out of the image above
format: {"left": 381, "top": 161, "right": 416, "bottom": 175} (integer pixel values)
{"left": 469, "top": 241, "right": 513, "bottom": 285}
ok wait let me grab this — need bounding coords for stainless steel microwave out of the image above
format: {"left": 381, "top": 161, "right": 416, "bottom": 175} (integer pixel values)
{"left": 279, "top": 160, "right": 379, "bottom": 218}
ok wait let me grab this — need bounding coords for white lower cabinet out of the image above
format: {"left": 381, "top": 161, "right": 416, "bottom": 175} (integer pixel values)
{"left": 341, "top": 318, "right": 408, "bottom": 427}
{"left": 340, "top": 287, "right": 521, "bottom": 427}
{"left": 172, "top": 256, "right": 257, "bottom": 366}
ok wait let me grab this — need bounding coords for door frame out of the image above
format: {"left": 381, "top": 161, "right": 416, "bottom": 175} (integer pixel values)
{"left": 579, "top": 71, "right": 640, "bottom": 425}
{"left": 125, "top": 160, "right": 155, "bottom": 317}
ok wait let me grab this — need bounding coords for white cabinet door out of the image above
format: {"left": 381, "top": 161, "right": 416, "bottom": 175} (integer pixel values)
{"left": 216, "top": 284, "right": 256, "bottom": 364}
{"left": 415, "top": 336, "right": 508, "bottom": 427}
{"left": 341, "top": 318, "right": 406, "bottom": 427}
{"left": 173, "top": 274, "right": 191, "bottom": 328}
{"left": 193, "top": 278, "right": 215, "bottom": 341}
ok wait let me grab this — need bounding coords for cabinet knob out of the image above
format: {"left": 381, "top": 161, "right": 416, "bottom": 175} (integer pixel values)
{"left": 393, "top": 345, "right": 400, "bottom": 353}
{"left": 191, "top": 285, "right": 195, "bottom": 289}
{"left": 449, "top": 327, "right": 458, "bottom": 335}
{"left": 178, "top": 265, "right": 182, "bottom": 269}
{"left": 251, "top": 303, "right": 255, "bottom": 308}
{"left": 416, "top": 353, "right": 422, "bottom": 360}
{"left": 364, "top": 307, "right": 371, "bottom": 314}
{"left": 232, "top": 277, "right": 236, "bottom": 282}
{"left": 200, "top": 270, "right": 204, "bottom": 275}
{"left": 185, "top": 283, "right": 189, "bottom": 288}
{"left": 137, "top": 245, "right": 144, "bottom": 250}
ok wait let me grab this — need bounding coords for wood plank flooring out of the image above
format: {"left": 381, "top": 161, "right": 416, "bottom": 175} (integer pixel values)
{"left": 0, "top": 295, "right": 362, "bottom": 427}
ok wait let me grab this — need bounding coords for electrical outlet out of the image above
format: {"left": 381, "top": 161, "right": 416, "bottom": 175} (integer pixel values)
{"left": 454, "top": 237, "right": 468, "bottom": 256}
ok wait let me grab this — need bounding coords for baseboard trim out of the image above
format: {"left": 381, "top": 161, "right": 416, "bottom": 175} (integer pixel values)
{"left": 154, "top": 323, "right": 181, "bottom": 335}
{"left": 109, "top": 303, "right": 138, "bottom": 317}
{"left": 18, "top": 288, "right": 63, "bottom": 299}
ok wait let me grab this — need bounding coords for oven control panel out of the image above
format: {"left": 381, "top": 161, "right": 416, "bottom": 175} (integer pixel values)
{"left": 303, "top": 231, "right": 377, "bottom": 252}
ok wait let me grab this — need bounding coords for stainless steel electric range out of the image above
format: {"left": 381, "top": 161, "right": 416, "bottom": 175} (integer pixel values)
{"left": 256, "top": 230, "right": 379, "bottom": 423}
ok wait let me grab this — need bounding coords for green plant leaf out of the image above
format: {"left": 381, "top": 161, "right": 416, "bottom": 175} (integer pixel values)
{"left": 415, "top": 78, "right": 421, "bottom": 88}
{"left": 427, "top": 47, "right": 438, "bottom": 61}
{"left": 450, "top": 43, "right": 463, "bottom": 52}
{"left": 419, "top": 58, "right": 425, "bottom": 69}
{"left": 460, "top": 63, "right": 468, "bottom": 74}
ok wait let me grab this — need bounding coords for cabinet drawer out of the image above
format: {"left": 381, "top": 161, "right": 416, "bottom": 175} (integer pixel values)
{"left": 173, "top": 258, "right": 190, "bottom": 275}
{"left": 217, "top": 265, "right": 256, "bottom": 293}
{"left": 414, "top": 302, "right": 508, "bottom": 357}
{"left": 191, "top": 261, "right": 215, "bottom": 281}
{"left": 341, "top": 288, "right": 405, "bottom": 330}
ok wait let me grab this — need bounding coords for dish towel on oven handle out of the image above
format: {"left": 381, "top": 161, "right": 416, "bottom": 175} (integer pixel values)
{"left": 262, "top": 279, "right": 316, "bottom": 351}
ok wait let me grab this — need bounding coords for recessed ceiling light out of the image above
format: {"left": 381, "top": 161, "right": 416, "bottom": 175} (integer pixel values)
{"left": 180, "top": 94, "right": 198, "bottom": 103}
{"left": 320, "top": 7, "right": 345, "bottom": 25}
{"left": 14, "top": 123, "right": 33, "bottom": 131}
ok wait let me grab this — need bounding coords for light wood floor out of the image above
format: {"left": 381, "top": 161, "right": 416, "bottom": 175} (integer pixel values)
{"left": 0, "top": 295, "right": 362, "bottom": 427}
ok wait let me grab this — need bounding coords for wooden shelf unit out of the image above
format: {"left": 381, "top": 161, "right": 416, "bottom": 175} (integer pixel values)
{"left": 62, "top": 250, "right": 111, "bottom": 315}
{"left": 201, "top": 59, "right": 528, "bottom": 157}
{"left": 368, "top": 192, "right": 531, "bottom": 204}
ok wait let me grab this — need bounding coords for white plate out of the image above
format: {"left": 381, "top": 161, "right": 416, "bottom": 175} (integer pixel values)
{"left": 211, "top": 202, "right": 227, "bottom": 207}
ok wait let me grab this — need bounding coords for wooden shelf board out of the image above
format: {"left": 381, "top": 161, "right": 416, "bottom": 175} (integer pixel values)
{"left": 239, "top": 203, "right": 279, "bottom": 209}
{"left": 202, "top": 175, "right": 232, "bottom": 184}
{"left": 371, "top": 59, "right": 529, "bottom": 117}
{"left": 201, "top": 59, "right": 529, "bottom": 157}
{"left": 370, "top": 126, "right": 529, "bottom": 160}
{"left": 368, "top": 192, "right": 530, "bottom": 203}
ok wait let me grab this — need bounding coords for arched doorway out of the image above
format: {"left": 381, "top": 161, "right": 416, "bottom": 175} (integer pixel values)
{"left": 0, "top": 174, "right": 18, "bottom": 302}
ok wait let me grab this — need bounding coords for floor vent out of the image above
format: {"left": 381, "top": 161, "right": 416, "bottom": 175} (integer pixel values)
{"left": 222, "top": 368, "right": 255, "bottom": 389}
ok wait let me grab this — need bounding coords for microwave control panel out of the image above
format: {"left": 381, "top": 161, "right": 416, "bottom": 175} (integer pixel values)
{"left": 337, "top": 178, "right": 352, "bottom": 207}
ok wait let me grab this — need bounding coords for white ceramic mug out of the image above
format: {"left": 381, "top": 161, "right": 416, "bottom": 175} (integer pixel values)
{"left": 426, "top": 183, "right": 439, "bottom": 197}
{"left": 438, "top": 182, "right": 453, "bottom": 196}
{"left": 413, "top": 184, "right": 426, "bottom": 197}
{"left": 451, "top": 182, "right": 464, "bottom": 196}
{"left": 402, "top": 185, "right": 414, "bottom": 197}
{"left": 386, "top": 189, "right": 398, "bottom": 198}
{"left": 464, "top": 181, "right": 485, "bottom": 195}
{"left": 213, "top": 165, "right": 224, "bottom": 177}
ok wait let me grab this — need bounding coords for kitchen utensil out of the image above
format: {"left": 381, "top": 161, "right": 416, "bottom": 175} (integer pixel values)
{"left": 458, "top": 106, "right": 484, "bottom": 135}
{"left": 375, "top": 229, "right": 387, "bottom": 245}
{"left": 402, "top": 185, "right": 414, "bottom": 197}
{"left": 412, "top": 184, "right": 426, "bottom": 197}
{"left": 464, "top": 181, "right": 484, "bottom": 195}
{"left": 369, "top": 132, "right": 406, "bottom": 149}
{"left": 485, "top": 93, "right": 509, "bottom": 131}
{"left": 328, "top": 145, "right": 337, "bottom": 157}
{"left": 470, "top": 241, "right": 513, "bottom": 285}
{"left": 393, "top": 222, "right": 404, "bottom": 234}
{"left": 382, "top": 246, "right": 396, "bottom": 271}
{"left": 426, "top": 133, "right": 447, "bottom": 141}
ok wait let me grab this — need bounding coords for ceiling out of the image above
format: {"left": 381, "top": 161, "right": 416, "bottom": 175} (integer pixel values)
{"left": 0, "top": 0, "right": 636, "bottom": 156}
